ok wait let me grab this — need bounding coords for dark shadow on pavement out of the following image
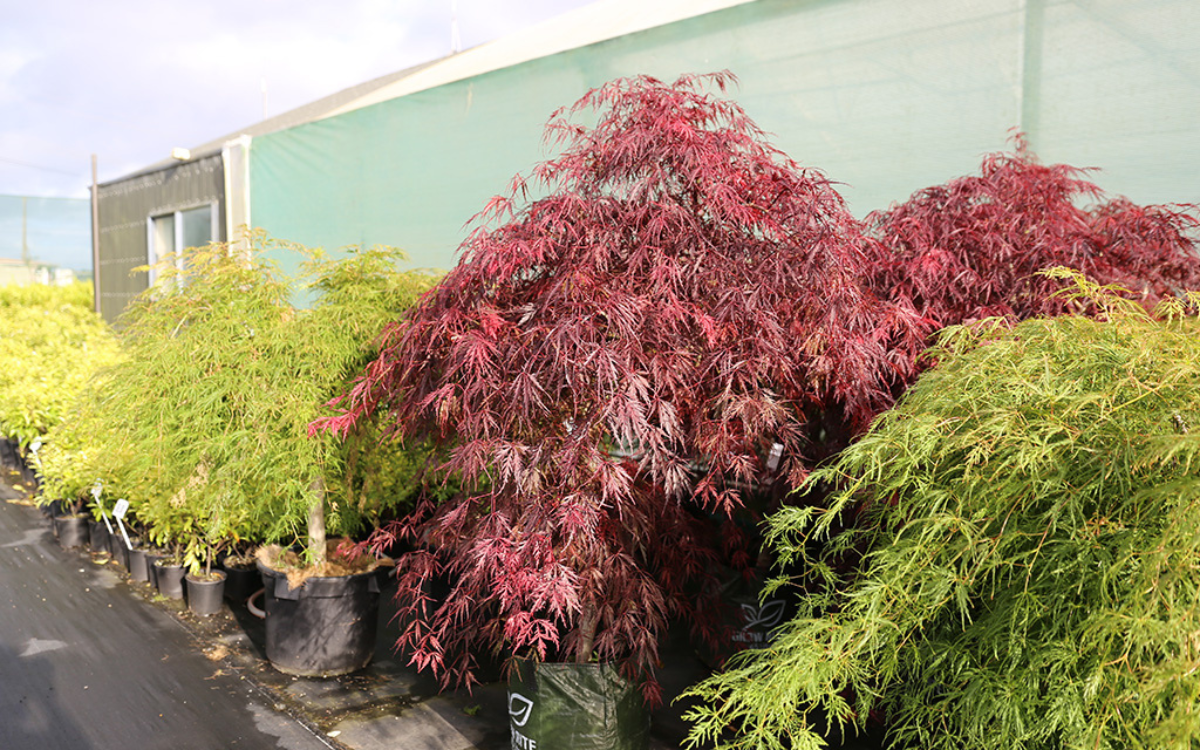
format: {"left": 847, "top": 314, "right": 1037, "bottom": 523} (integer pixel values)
{"left": 0, "top": 639, "right": 94, "bottom": 750}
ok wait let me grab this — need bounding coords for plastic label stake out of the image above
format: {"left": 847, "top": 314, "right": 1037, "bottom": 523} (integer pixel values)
{"left": 113, "top": 498, "right": 132, "bottom": 550}
{"left": 92, "top": 480, "right": 114, "bottom": 534}
{"left": 766, "top": 442, "right": 784, "bottom": 471}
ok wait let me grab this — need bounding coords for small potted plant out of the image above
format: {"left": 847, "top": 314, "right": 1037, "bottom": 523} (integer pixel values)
{"left": 219, "top": 545, "right": 261, "bottom": 604}
{"left": 185, "top": 525, "right": 230, "bottom": 616}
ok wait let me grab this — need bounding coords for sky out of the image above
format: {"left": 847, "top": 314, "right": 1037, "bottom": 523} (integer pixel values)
{"left": 0, "top": 0, "right": 597, "bottom": 201}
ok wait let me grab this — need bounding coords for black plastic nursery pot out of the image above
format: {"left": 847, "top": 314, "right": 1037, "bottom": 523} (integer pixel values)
{"left": 220, "top": 560, "right": 262, "bottom": 603}
{"left": 0, "top": 438, "right": 38, "bottom": 488}
{"left": 54, "top": 515, "right": 90, "bottom": 548}
{"left": 145, "top": 551, "right": 164, "bottom": 588}
{"left": 88, "top": 520, "right": 111, "bottom": 554}
{"left": 507, "top": 659, "right": 649, "bottom": 750}
{"left": 108, "top": 534, "right": 128, "bottom": 569}
{"left": 187, "top": 571, "right": 226, "bottom": 615}
{"left": 128, "top": 548, "right": 150, "bottom": 583}
{"left": 253, "top": 562, "right": 384, "bottom": 677}
{"left": 155, "top": 561, "right": 186, "bottom": 600}
{"left": 108, "top": 534, "right": 135, "bottom": 570}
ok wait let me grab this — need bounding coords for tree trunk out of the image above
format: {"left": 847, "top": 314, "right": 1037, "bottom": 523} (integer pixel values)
{"left": 576, "top": 602, "right": 599, "bottom": 664}
{"left": 308, "top": 476, "right": 326, "bottom": 568}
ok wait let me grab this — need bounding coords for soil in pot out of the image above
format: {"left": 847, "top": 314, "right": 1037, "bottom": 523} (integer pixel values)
{"left": 187, "top": 570, "right": 226, "bottom": 616}
{"left": 54, "top": 515, "right": 90, "bottom": 548}
{"left": 154, "top": 559, "right": 186, "bottom": 600}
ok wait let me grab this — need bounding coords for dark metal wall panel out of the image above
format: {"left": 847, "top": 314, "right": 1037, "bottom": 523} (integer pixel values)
{"left": 96, "top": 154, "right": 225, "bottom": 323}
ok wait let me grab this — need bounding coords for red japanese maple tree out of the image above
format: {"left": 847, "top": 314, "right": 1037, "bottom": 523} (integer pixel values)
{"left": 866, "top": 135, "right": 1200, "bottom": 329}
{"left": 316, "top": 73, "right": 925, "bottom": 698}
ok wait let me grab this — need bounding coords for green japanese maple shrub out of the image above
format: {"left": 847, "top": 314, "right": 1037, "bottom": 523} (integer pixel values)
{"left": 685, "top": 276, "right": 1200, "bottom": 749}
{"left": 99, "top": 231, "right": 440, "bottom": 575}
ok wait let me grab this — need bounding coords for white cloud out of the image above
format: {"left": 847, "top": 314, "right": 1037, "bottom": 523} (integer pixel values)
{"left": 0, "top": 0, "right": 595, "bottom": 198}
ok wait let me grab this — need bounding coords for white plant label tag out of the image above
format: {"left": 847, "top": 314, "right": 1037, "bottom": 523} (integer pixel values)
{"left": 95, "top": 500, "right": 113, "bottom": 534}
{"left": 766, "top": 442, "right": 784, "bottom": 471}
{"left": 91, "top": 481, "right": 113, "bottom": 532}
{"left": 113, "top": 498, "right": 133, "bottom": 549}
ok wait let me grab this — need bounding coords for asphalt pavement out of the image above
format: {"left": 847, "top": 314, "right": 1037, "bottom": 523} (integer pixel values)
{"left": 0, "top": 478, "right": 341, "bottom": 749}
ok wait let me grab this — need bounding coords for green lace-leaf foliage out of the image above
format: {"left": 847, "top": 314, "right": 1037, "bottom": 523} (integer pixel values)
{"left": 36, "top": 364, "right": 129, "bottom": 512}
{"left": 0, "top": 282, "right": 120, "bottom": 472}
{"left": 685, "top": 278, "right": 1200, "bottom": 750}
{"left": 58, "top": 231, "right": 442, "bottom": 571}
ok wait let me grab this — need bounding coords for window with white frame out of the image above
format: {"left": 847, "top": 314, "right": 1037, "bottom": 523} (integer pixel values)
{"left": 147, "top": 203, "right": 217, "bottom": 285}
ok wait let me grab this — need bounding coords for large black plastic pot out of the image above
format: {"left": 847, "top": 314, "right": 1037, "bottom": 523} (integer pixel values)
{"left": 187, "top": 571, "right": 226, "bottom": 615}
{"left": 54, "top": 515, "right": 90, "bottom": 548}
{"left": 254, "top": 562, "right": 384, "bottom": 677}
{"left": 507, "top": 660, "right": 649, "bottom": 750}
{"left": 697, "top": 569, "right": 793, "bottom": 669}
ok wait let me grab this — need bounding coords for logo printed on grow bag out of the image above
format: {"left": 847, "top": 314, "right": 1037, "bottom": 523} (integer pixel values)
{"left": 509, "top": 692, "right": 534, "bottom": 727}
{"left": 733, "top": 600, "right": 787, "bottom": 644}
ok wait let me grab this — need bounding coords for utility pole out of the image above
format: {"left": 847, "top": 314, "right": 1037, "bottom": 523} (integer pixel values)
{"left": 91, "top": 154, "right": 100, "bottom": 314}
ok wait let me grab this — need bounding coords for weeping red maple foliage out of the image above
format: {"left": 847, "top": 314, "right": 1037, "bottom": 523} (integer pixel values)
{"left": 866, "top": 134, "right": 1200, "bottom": 328}
{"left": 314, "top": 72, "right": 925, "bottom": 699}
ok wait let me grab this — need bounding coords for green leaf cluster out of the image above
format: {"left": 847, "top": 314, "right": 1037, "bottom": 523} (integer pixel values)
{"left": 685, "top": 279, "right": 1200, "bottom": 749}
{"left": 40, "top": 231, "right": 442, "bottom": 572}
{"left": 0, "top": 282, "right": 120, "bottom": 454}
{"left": 36, "top": 366, "right": 128, "bottom": 511}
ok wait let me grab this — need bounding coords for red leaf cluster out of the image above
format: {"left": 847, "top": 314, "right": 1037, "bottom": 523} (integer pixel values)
{"left": 866, "top": 134, "right": 1200, "bottom": 328}
{"left": 321, "top": 73, "right": 924, "bottom": 697}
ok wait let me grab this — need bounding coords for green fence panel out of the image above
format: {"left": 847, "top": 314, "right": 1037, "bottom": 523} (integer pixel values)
{"left": 249, "top": 0, "right": 1200, "bottom": 277}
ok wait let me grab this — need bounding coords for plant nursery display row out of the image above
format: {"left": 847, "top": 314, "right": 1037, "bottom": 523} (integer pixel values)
{"left": 30, "top": 487, "right": 241, "bottom": 617}
{"left": 4, "top": 72, "right": 1200, "bottom": 749}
